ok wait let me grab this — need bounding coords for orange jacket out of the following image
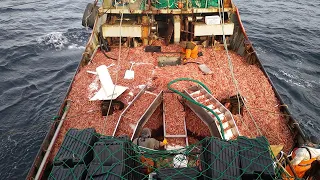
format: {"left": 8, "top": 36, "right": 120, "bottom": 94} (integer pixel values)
{"left": 284, "top": 148, "right": 317, "bottom": 179}
{"left": 182, "top": 41, "right": 198, "bottom": 59}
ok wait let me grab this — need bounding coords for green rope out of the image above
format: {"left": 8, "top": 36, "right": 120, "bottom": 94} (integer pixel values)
{"left": 51, "top": 103, "right": 70, "bottom": 120}
{"left": 167, "top": 78, "right": 226, "bottom": 140}
{"left": 51, "top": 115, "right": 59, "bottom": 120}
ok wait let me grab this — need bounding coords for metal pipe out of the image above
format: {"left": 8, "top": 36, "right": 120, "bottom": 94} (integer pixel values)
{"left": 165, "top": 135, "right": 187, "bottom": 138}
{"left": 34, "top": 100, "right": 71, "bottom": 180}
{"left": 186, "top": 0, "right": 188, "bottom": 10}
{"left": 184, "top": 18, "right": 189, "bottom": 41}
{"left": 112, "top": 86, "right": 147, "bottom": 136}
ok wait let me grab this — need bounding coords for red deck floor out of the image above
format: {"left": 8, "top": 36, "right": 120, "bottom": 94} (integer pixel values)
{"left": 50, "top": 43, "right": 294, "bottom": 160}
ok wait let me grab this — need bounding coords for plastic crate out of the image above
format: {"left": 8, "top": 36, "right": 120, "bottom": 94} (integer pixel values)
{"left": 238, "top": 137, "right": 275, "bottom": 180}
{"left": 90, "top": 136, "right": 140, "bottom": 180}
{"left": 49, "top": 164, "right": 87, "bottom": 180}
{"left": 54, "top": 128, "right": 98, "bottom": 166}
{"left": 92, "top": 141, "right": 125, "bottom": 166}
{"left": 201, "top": 138, "right": 240, "bottom": 179}
{"left": 156, "top": 167, "right": 200, "bottom": 179}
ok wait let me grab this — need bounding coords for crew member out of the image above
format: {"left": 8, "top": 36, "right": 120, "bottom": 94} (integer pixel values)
{"left": 285, "top": 136, "right": 320, "bottom": 179}
{"left": 303, "top": 160, "right": 320, "bottom": 180}
{"left": 133, "top": 128, "right": 167, "bottom": 150}
{"left": 180, "top": 41, "right": 199, "bottom": 62}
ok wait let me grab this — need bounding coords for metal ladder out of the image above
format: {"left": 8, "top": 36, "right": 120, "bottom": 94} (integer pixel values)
{"left": 163, "top": 93, "right": 188, "bottom": 146}
{"left": 113, "top": 86, "right": 163, "bottom": 140}
{"left": 184, "top": 86, "right": 240, "bottom": 140}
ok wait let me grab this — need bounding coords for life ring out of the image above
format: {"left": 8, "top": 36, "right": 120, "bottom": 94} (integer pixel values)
{"left": 82, "top": 3, "right": 98, "bottom": 29}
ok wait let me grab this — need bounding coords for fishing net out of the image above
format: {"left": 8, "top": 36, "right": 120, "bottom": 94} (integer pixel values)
{"left": 48, "top": 128, "right": 292, "bottom": 179}
{"left": 190, "top": 0, "right": 219, "bottom": 8}
{"left": 151, "top": 0, "right": 219, "bottom": 9}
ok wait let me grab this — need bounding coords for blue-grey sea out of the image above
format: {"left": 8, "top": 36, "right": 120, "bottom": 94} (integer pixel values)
{"left": 0, "top": 0, "right": 319, "bottom": 179}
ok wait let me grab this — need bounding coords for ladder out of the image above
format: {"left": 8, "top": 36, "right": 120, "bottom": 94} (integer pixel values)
{"left": 163, "top": 93, "right": 188, "bottom": 147}
{"left": 184, "top": 86, "right": 240, "bottom": 140}
{"left": 113, "top": 86, "right": 163, "bottom": 140}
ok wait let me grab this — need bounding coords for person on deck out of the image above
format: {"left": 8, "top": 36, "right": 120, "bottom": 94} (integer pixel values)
{"left": 180, "top": 41, "right": 199, "bottom": 62}
{"left": 303, "top": 160, "right": 320, "bottom": 180}
{"left": 133, "top": 128, "right": 168, "bottom": 150}
{"left": 285, "top": 136, "right": 320, "bottom": 179}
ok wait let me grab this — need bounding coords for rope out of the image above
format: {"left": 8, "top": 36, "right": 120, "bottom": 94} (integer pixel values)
{"left": 103, "top": 11, "right": 124, "bottom": 134}
{"left": 248, "top": 107, "right": 292, "bottom": 117}
{"left": 218, "top": 0, "right": 263, "bottom": 136}
{"left": 167, "top": 78, "right": 226, "bottom": 140}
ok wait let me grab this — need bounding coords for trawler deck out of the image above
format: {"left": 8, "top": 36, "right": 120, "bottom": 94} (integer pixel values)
{"left": 50, "top": 42, "right": 294, "bottom": 161}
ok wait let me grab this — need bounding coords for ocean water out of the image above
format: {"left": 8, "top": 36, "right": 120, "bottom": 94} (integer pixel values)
{"left": 0, "top": 0, "right": 319, "bottom": 179}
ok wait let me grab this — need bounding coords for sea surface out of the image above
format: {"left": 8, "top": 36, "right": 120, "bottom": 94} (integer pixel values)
{"left": 0, "top": 0, "right": 319, "bottom": 179}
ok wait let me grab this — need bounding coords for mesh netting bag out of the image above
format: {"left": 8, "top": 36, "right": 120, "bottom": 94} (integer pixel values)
{"left": 48, "top": 128, "right": 290, "bottom": 180}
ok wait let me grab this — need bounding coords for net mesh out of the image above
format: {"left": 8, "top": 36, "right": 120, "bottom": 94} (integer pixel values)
{"left": 152, "top": 0, "right": 219, "bottom": 9}
{"left": 48, "top": 128, "right": 291, "bottom": 180}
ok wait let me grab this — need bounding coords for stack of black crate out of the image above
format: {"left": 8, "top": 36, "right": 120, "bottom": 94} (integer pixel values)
{"left": 49, "top": 128, "right": 98, "bottom": 180}
{"left": 86, "top": 135, "right": 141, "bottom": 180}
{"left": 201, "top": 136, "right": 275, "bottom": 180}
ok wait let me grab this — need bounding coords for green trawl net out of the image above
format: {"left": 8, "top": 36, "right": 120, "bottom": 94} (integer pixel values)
{"left": 151, "top": 0, "right": 219, "bottom": 9}
{"left": 190, "top": 0, "right": 219, "bottom": 8}
{"left": 48, "top": 128, "right": 291, "bottom": 180}
{"left": 152, "top": 0, "right": 177, "bottom": 9}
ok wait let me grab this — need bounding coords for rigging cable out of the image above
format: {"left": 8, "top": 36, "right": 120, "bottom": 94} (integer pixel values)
{"left": 218, "top": 0, "right": 263, "bottom": 136}
{"left": 103, "top": 11, "right": 124, "bottom": 134}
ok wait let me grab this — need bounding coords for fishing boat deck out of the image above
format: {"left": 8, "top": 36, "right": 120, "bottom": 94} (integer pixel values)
{"left": 50, "top": 41, "right": 294, "bottom": 160}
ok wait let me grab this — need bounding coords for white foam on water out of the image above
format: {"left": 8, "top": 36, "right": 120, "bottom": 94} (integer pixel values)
{"left": 37, "top": 32, "right": 68, "bottom": 49}
{"left": 278, "top": 69, "right": 314, "bottom": 88}
{"left": 7, "top": 135, "right": 18, "bottom": 147}
{"left": 68, "top": 43, "right": 85, "bottom": 50}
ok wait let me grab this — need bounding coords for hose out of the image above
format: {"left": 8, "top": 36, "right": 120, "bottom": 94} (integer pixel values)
{"left": 99, "top": 26, "right": 117, "bottom": 60}
{"left": 167, "top": 78, "right": 225, "bottom": 140}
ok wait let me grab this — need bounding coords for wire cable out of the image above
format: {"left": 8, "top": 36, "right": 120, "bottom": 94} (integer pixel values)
{"left": 103, "top": 12, "right": 124, "bottom": 134}
{"left": 218, "top": 0, "right": 263, "bottom": 136}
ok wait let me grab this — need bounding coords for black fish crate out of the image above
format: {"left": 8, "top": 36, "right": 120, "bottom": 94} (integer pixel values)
{"left": 88, "top": 136, "right": 138, "bottom": 179}
{"left": 86, "top": 163, "right": 124, "bottom": 180}
{"left": 48, "top": 164, "right": 87, "bottom": 180}
{"left": 54, "top": 128, "right": 98, "bottom": 166}
{"left": 155, "top": 167, "right": 200, "bottom": 180}
{"left": 238, "top": 136, "right": 275, "bottom": 180}
{"left": 201, "top": 138, "right": 240, "bottom": 180}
